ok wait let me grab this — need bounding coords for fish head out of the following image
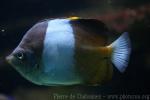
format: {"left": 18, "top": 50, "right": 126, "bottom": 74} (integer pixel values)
{"left": 5, "top": 21, "right": 48, "bottom": 85}
{"left": 6, "top": 46, "right": 38, "bottom": 75}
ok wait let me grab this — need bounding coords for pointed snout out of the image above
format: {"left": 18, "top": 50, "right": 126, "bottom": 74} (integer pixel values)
{"left": 5, "top": 55, "right": 14, "bottom": 64}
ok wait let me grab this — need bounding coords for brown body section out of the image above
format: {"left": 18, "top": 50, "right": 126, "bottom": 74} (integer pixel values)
{"left": 17, "top": 21, "right": 48, "bottom": 63}
{"left": 71, "top": 19, "right": 113, "bottom": 85}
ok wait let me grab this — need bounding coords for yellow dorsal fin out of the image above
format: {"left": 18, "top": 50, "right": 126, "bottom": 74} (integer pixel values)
{"left": 67, "top": 16, "right": 80, "bottom": 20}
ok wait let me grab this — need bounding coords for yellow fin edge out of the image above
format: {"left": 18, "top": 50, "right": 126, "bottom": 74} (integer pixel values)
{"left": 67, "top": 16, "right": 80, "bottom": 20}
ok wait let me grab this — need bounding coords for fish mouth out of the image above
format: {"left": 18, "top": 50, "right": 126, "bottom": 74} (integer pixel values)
{"left": 6, "top": 55, "right": 14, "bottom": 65}
{"left": 5, "top": 55, "right": 17, "bottom": 67}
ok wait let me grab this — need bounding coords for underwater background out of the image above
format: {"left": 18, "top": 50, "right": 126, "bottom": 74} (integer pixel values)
{"left": 0, "top": 0, "right": 150, "bottom": 100}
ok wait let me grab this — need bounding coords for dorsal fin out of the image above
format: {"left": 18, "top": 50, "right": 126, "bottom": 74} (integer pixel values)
{"left": 70, "top": 18, "right": 108, "bottom": 34}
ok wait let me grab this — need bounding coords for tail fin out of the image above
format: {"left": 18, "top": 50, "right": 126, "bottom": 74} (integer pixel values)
{"left": 109, "top": 32, "right": 131, "bottom": 73}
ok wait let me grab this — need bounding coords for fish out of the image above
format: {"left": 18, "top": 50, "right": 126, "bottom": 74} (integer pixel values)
{"left": 6, "top": 17, "right": 131, "bottom": 86}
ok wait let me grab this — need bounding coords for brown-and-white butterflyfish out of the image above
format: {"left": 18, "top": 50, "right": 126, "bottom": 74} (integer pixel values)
{"left": 6, "top": 17, "right": 131, "bottom": 86}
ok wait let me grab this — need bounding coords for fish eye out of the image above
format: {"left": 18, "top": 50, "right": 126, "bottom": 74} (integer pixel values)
{"left": 16, "top": 52, "right": 24, "bottom": 60}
